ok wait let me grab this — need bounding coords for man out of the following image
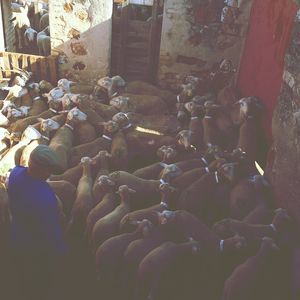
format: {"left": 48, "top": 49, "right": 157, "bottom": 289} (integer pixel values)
{"left": 7, "top": 145, "right": 67, "bottom": 300}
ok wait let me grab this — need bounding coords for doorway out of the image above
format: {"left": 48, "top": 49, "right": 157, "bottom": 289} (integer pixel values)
{"left": 111, "top": 0, "right": 164, "bottom": 83}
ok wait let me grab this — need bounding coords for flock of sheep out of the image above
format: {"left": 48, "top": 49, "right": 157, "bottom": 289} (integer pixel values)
{"left": 0, "top": 58, "right": 299, "bottom": 300}
{"left": 11, "top": 0, "right": 50, "bottom": 56}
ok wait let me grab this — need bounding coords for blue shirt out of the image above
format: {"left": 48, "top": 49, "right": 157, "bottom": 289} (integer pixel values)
{"left": 8, "top": 166, "right": 67, "bottom": 256}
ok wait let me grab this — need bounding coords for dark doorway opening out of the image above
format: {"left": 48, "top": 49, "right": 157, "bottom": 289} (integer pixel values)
{"left": 111, "top": 0, "right": 164, "bottom": 84}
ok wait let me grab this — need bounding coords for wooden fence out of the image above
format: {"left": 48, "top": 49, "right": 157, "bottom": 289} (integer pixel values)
{"left": 0, "top": 52, "right": 58, "bottom": 85}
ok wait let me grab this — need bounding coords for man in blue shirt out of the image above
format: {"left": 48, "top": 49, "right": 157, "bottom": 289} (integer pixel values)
{"left": 8, "top": 145, "right": 67, "bottom": 300}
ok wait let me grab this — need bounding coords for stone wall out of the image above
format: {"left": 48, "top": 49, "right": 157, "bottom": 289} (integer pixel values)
{"left": 49, "top": 0, "right": 113, "bottom": 85}
{"left": 268, "top": 9, "right": 300, "bottom": 229}
{"left": 158, "top": 0, "right": 254, "bottom": 90}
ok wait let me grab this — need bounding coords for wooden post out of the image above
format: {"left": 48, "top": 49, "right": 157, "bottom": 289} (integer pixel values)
{"left": 118, "top": 4, "right": 130, "bottom": 77}
{"left": 147, "top": 0, "right": 159, "bottom": 83}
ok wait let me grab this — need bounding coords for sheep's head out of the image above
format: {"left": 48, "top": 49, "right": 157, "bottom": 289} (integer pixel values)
{"left": 176, "top": 130, "right": 194, "bottom": 150}
{"left": 24, "top": 27, "right": 37, "bottom": 46}
{"left": 101, "top": 120, "right": 119, "bottom": 134}
{"left": 43, "top": 87, "right": 64, "bottom": 102}
{"left": 272, "top": 208, "right": 292, "bottom": 232}
{"left": 179, "top": 82, "right": 196, "bottom": 101}
{"left": 160, "top": 164, "right": 182, "bottom": 182}
{"left": 136, "top": 219, "right": 153, "bottom": 237}
{"left": 39, "top": 80, "right": 53, "bottom": 93}
{"left": 61, "top": 93, "right": 77, "bottom": 111}
{"left": 176, "top": 102, "right": 189, "bottom": 123}
{"left": 159, "top": 183, "right": 176, "bottom": 194}
{"left": 217, "top": 162, "right": 240, "bottom": 183}
{"left": 157, "top": 210, "right": 176, "bottom": 225}
{"left": 205, "top": 144, "right": 223, "bottom": 161}
{"left": 95, "top": 175, "right": 115, "bottom": 192}
{"left": 184, "top": 101, "right": 204, "bottom": 116}
{"left": 116, "top": 185, "right": 136, "bottom": 197}
{"left": 204, "top": 100, "right": 222, "bottom": 115}
{"left": 57, "top": 78, "right": 75, "bottom": 92}
{"left": 38, "top": 118, "right": 60, "bottom": 133}
{"left": 7, "top": 108, "right": 24, "bottom": 119}
{"left": 80, "top": 156, "right": 93, "bottom": 167}
{"left": 21, "top": 125, "right": 42, "bottom": 141}
{"left": 112, "top": 112, "right": 131, "bottom": 128}
{"left": 219, "top": 58, "right": 235, "bottom": 74}
{"left": 230, "top": 148, "right": 247, "bottom": 162}
{"left": 67, "top": 107, "right": 87, "bottom": 122}
{"left": 236, "top": 96, "right": 264, "bottom": 121}
{"left": 157, "top": 145, "right": 177, "bottom": 162}
{"left": 110, "top": 96, "right": 130, "bottom": 112}
{"left": 97, "top": 75, "right": 125, "bottom": 99}
{"left": 222, "top": 235, "right": 247, "bottom": 252}
{"left": 1, "top": 100, "right": 16, "bottom": 114}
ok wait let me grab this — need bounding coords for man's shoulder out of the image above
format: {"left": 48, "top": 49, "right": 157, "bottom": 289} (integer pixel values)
{"left": 8, "top": 166, "right": 27, "bottom": 182}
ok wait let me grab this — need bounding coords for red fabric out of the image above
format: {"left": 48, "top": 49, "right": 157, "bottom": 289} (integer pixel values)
{"left": 238, "top": 0, "right": 297, "bottom": 142}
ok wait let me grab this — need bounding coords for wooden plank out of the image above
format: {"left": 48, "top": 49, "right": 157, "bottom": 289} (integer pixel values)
{"left": 29, "top": 55, "right": 39, "bottom": 82}
{"left": 10, "top": 53, "right": 20, "bottom": 69}
{"left": 39, "top": 57, "right": 48, "bottom": 81}
{"left": 118, "top": 5, "right": 130, "bottom": 76}
{"left": 22, "top": 54, "right": 29, "bottom": 69}
{"left": 147, "top": 0, "right": 160, "bottom": 83}
{"left": 48, "top": 55, "right": 58, "bottom": 84}
{"left": 3, "top": 52, "right": 11, "bottom": 78}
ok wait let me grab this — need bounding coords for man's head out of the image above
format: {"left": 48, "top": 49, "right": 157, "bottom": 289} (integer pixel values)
{"left": 28, "top": 145, "right": 62, "bottom": 180}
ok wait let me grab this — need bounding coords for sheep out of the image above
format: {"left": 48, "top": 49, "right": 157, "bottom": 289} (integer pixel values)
{"left": 86, "top": 177, "right": 119, "bottom": 241}
{"left": 185, "top": 101, "right": 205, "bottom": 149}
{"left": 37, "top": 26, "right": 51, "bottom": 56}
{"left": 112, "top": 111, "right": 179, "bottom": 135}
{"left": 49, "top": 151, "right": 106, "bottom": 186}
{"left": 10, "top": 4, "right": 30, "bottom": 50}
{"left": 110, "top": 130, "right": 128, "bottom": 171}
{"left": 24, "top": 27, "right": 37, "bottom": 52}
{"left": 213, "top": 208, "right": 292, "bottom": 240}
{"left": 95, "top": 75, "right": 126, "bottom": 101}
{"left": 110, "top": 94, "right": 168, "bottom": 116}
{"left": 95, "top": 220, "right": 153, "bottom": 300}
{"left": 39, "top": 12, "right": 49, "bottom": 31}
{"left": 221, "top": 237, "right": 281, "bottom": 300}
{"left": 91, "top": 185, "right": 136, "bottom": 250}
{"left": 20, "top": 118, "right": 60, "bottom": 167}
{"left": 0, "top": 125, "right": 42, "bottom": 177}
{"left": 120, "top": 183, "right": 176, "bottom": 232}
{"left": 124, "top": 80, "right": 177, "bottom": 109}
{"left": 48, "top": 180, "right": 76, "bottom": 218}
{"left": 67, "top": 157, "right": 95, "bottom": 240}
{"left": 68, "top": 121, "right": 119, "bottom": 168}
{"left": 27, "top": 87, "right": 48, "bottom": 116}
{"left": 132, "top": 146, "right": 177, "bottom": 180}
{"left": 49, "top": 107, "right": 87, "bottom": 172}
{"left": 236, "top": 97, "right": 267, "bottom": 165}
{"left": 122, "top": 225, "right": 170, "bottom": 300}
{"left": 177, "top": 162, "right": 240, "bottom": 225}
{"left": 229, "top": 173, "right": 274, "bottom": 220}
{"left": 135, "top": 240, "right": 201, "bottom": 300}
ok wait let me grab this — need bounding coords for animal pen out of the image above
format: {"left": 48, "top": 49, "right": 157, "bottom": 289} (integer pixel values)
{"left": 0, "top": 51, "right": 58, "bottom": 84}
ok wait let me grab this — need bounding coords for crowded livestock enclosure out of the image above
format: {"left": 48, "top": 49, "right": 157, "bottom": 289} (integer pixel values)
{"left": 0, "top": 0, "right": 300, "bottom": 300}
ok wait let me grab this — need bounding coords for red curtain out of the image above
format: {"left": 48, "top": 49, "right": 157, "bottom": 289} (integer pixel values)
{"left": 238, "top": 0, "right": 297, "bottom": 142}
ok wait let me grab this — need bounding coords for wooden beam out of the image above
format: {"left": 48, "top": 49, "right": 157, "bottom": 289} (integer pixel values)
{"left": 118, "top": 5, "right": 130, "bottom": 77}
{"left": 147, "top": 0, "right": 160, "bottom": 83}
